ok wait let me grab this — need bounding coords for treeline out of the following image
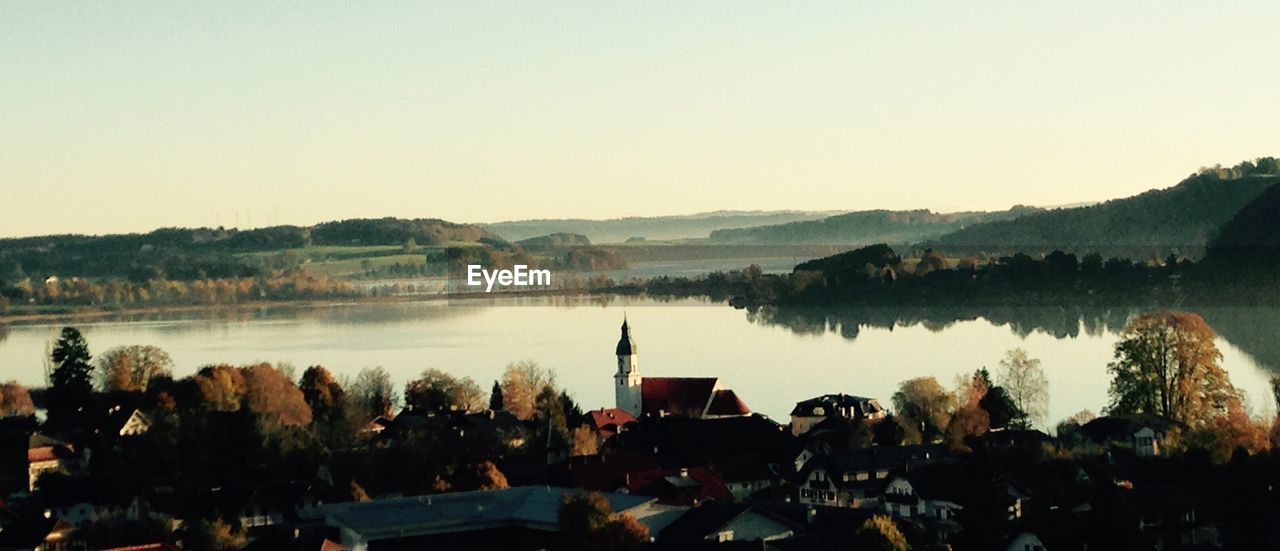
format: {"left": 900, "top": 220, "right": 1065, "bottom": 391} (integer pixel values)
{"left": 0, "top": 218, "right": 497, "bottom": 281}
{"left": 444, "top": 244, "right": 627, "bottom": 277}
{"left": 617, "top": 240, "right": 1279, "bottom": 308}
{"left": 0, "top": 269, "right": 355, "bottom": 314}
{"left": 707, "top": 207, "right": 1037, "bottom": 246}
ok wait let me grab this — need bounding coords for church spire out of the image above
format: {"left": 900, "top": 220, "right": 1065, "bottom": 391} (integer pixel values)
{"left": 616, "top": 316, "right": 637, "bottom": 356}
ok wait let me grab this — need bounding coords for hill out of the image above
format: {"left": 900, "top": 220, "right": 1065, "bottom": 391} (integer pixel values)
{"left": 1203, "top": 178, "right": 1280, "bottom": 271}
{"left": 515, "top": 233, "right": 591, "bottom": 248}
{"left": 924, "top": 161, "right": 1279, "bottom": 259}
{"left": 481, "top": 210, "right": 845, "bottom": 243}
{"left": 706, "top": 207, "right": 1038, "bottom": 246}
{"left": 0, "top": 218, "right": 499, "bottom": 281}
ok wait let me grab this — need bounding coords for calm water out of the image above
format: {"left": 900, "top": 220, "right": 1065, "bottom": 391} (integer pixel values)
{"left": 0, "top": 296, "right": 1275, "bottom": 426}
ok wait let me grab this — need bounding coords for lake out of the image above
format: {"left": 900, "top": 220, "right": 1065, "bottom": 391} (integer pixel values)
{"left": 0, "top": 296, "right": 1275, "bottom": 426}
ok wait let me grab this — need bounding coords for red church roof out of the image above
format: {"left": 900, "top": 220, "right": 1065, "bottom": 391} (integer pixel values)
{"left": 707, "top": 389, "right": 751, "bottom": 417}
{"left": 642, "top": 377, "right": 720, "bottom": 417}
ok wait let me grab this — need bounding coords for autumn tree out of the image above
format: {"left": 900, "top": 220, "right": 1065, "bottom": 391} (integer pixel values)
{"left": 1107, "top": 312, "right": 1238, "bottom": 428}
{"left": 298, "top": 365, "right": 345, "bottom": 422}
{"left": 559, "top": 492, "right": 649, "bottom": 551}
{"left": 473, "top": 460, "right": 510, "bottom": 490}
{"left": 404, "top": 368, "right": 485, "bottom": 413}
{"left": 0, "top": 381, "right": 35, "bottom": 417}
{"left": 97, "top": 345, "right": 174, "bottom": 392}
{"left": 856, "top": 515, "right": 908, "bottom": 551}
{"left": 501, "top": 360, "right": 556, "bottom": 421}
{"left": 194, "top": 365, "right": 246, "bottom": 412}
{"left": 1181, "top": 399, "right": 1271, "bottom": 463}
{"left": 996, "top": 348, "right": 1048, "bottom": 428}
{"left": 47, "top": 327, "right": 94, "bottom": 431}
{"left": 241, "top": 363, "right": 312, "bottom": 431}
{"left": 570, "top": 425, "right": 600, "bottom": 457}
{"left": 892, "top": 376, "right": 955, "bottom": 440}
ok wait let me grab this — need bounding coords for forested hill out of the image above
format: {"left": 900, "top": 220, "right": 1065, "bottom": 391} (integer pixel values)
{"left": 705, "top": 207, "right": 1039, "bottom": 246}
{"left": 481, "top": 210, "right": 845, "bottom": 243}
{"left": 923, "top": 160, "right": 1280, "bottom": 259}
{"left": 1203, "top": 178, "right": 1280, "bottom": 272}
{"left": 0, "top": 218, "right": 498, "bottom": 280}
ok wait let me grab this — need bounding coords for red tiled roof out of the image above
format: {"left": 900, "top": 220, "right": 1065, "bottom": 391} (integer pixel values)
{"left": 587, "top": 408, "right": 637, "bottom": 439}
{"left": 27, "top": 446, "right": 57, "bottom": 463}
{"left": 706, "top": 389, "right": 751, "bottom": 416}
{"left": 642, "top": 377, "right": 719, "bottom": 417}
{"left": 565, "top": 451, "right": 660, "bottom": 492}
{"left": 319, "top": 539, "right": 348, "bottom": 551}
{"left": 626, "top": 466, "right": 734, "bottom": 506}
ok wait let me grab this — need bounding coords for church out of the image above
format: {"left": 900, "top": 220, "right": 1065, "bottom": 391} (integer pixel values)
{"left": 613, "top": 318, "right": 751, "bottom": 419}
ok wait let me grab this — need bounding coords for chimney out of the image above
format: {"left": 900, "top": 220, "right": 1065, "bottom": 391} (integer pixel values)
{"left": 680, "top": 468, "right": 689, "bottom": 478}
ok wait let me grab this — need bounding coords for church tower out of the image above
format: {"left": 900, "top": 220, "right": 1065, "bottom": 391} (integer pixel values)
{"left": 614, "top": 317, "right": 642, "bottom": 416}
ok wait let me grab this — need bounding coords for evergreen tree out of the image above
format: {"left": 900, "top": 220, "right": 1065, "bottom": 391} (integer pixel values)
{"left": 489, "top": 380, "right": 503, "bottom": 411}
{"left": 47, "top": 327, "right": 94, "bottom": 432}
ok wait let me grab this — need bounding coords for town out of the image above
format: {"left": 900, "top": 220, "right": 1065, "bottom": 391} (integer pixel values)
{"left": 0, "top": 313, "right": 1276, "bottom": 551}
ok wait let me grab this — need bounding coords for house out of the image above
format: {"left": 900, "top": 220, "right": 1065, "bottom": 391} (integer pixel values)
{"left": 708, "top": 454, "right": 776, "bottom": 499}
{"left": 114, "top": 408, "right": 152, "bottom": 437}
{"left": 1121, "top": 484, "right": 1218, "bottom": 550}
{"left": 658, "top": 501, "right": 800, "bottom": 544}
{"left": 794, "top": 444, "right": 945, "bottom": 508}
{"left": 1080, "top": 415, "right": 1183, "bottom": 457}
{"left": 790, "top": 394, "right": 887, "bottom": 436}
{"left": 613, "top": 318, "right": 751, "bottom": 419}
{"left": 28, "top": 433, "right": 72, "bottom": 492}
{"left": 585, "top": 407, "right": 636, "bottom": 441}
{"left": 1006, "top": 532, "right": 1048, "bottom": 551}
{"left": 320, "top": 486, "right": 659, "bottom": 551}
{"left": 626, "top": 466, "right": 733, "bottom": 506}
{"left": 877, "top": 464, "right": 968, "bottom": 546}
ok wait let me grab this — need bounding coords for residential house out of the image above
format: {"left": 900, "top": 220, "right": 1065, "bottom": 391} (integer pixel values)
{"left": 790, "top": 394, "right": 887, "bottom": 436}
{"left": 658, "top": 501, "right": 800, "bottom": 544}
{"left": 1080, "top": 415, "right": 1183, "bottom": 457}
{"left": 794, "top": 444, "right": 945, "bottom": 508}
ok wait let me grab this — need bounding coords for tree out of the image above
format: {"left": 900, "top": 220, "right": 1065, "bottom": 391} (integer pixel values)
{"left": 0, "top": 381, "right": 35, "bottom": 417}
{"left": 97, "top": 345, "right": 174, "bottom": 392}
{"left": 1181, "top": 399, "right": 1271, "bottom": 463}
{"left": 558, "top": 492, "right": 648, "bottom": 551}
{"left": 351, "top": 367, "right": 397, "bottom": 418}
{"left": 48, "top": 327, "right": 94, "bottom": 431}
{"left": 501, "top": 360, "right": 556, "bottom": 421}
{"left": 194, "top": 365, "right": 246, "bottom": 412}
{"left": 1107, "top": 312, "right": 1237, "bottom": 428}
{"left": 489, "top": 380, "right": 504, "bottom": 411}
{"left": 404, "top": 369, "right": 485, "bottom": 413}
{"left": 996, "top": 348, "right": 1048, "bottom": 428}
{"left": 473, "top": 460, "right": 509, "bottom": 490}
{"left": 298, "top": 365, "right": 345, "bottom": 422}
{"left": 856, "top": 515, "right": 908, "bottom": 551}
{"left": 241, "top": 363, "right": 312, "bottom": 431}
{"left": 979, "top": 385, "right": 1021, "bottom": 431}
{"left": 571, "top": 425, "right": 599, "bottom": 457}
{"left": 182, "top": 518, "right": 246, "bottom": 551}
{"left": 892, "top": 376, "right": 955, "bottom": 440}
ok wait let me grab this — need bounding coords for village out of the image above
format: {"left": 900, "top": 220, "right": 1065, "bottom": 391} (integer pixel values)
{"left": 0, "top": 316, "right": 1275, "bottom": 551}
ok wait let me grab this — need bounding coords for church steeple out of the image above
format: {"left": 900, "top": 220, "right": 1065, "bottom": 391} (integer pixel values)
{"left": 614, "top": 315, "right": 642, "bottom": 416}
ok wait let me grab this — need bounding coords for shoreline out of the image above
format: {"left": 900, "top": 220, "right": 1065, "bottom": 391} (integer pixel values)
{"left": 0, "top": 288, "right": 605, "bottom": 325}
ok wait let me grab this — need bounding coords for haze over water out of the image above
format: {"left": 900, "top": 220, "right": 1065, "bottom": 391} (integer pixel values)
{"left": 0, "top": 296, "right": 1274, "bottom": 426}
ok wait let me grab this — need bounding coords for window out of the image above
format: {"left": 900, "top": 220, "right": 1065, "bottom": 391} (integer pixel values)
{"left": 876, "top": 470, "right": 889, "bottom": 479}
{"left": 856, "top": 472, "right": 870, "bottom": 481}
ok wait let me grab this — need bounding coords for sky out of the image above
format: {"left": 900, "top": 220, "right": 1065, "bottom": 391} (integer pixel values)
{"left": 3, "top": 2, "right": 1279, "bottom": 237}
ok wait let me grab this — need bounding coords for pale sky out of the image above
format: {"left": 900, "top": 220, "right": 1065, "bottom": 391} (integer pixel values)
{"left": 3, "top": 2, "right": 1278, "bottom": 237}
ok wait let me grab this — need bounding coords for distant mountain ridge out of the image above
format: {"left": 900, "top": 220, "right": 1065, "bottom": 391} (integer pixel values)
{"left": 481, "top": 210, "right": 846, "bottom": 243}
{"left": 923, "top": 165, "right": 1279, "bottom": 259}
{"left": 706, "top": 207, "right": 1039, "bottom": 246}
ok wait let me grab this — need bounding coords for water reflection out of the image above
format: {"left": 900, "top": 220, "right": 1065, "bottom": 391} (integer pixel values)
{"left": 745, "top": 304, "right": 1280, "bottom": 373}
